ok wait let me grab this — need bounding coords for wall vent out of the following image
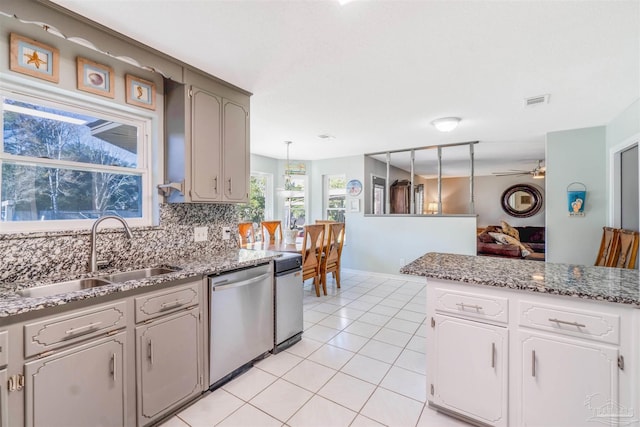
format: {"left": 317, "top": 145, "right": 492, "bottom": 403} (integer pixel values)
{"left": 524, "top": 94, "right": 550, "bottom": 107}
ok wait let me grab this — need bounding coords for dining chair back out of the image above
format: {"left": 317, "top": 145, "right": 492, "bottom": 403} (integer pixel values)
{"left": 301, "top": 224, "right": 325, "bottom": 297}
{"left": 320, "top": 222, "right": 345, "bottom": 294}
{"left": 611, "top": 229, "right": 639, "bottom": 269}
{"left": 315, "top": 220, "right": 336, "bottom": 248}
{"left": 595, "top": 227, "right": 618, "bottom": 267}
{"left": 238, "top": 222, "right": 255, "bottom": 245}
{"left": 261, "top": 220, "right": 283, "bottom": 242}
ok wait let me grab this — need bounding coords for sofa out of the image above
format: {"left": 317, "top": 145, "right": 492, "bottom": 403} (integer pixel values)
{"left": 477, "top": 225, "right": 545, "bottom": 261}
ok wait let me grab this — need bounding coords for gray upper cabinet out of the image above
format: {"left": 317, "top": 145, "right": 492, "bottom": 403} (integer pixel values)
{"left": 165, "top": 69, "right": 251, "bottom": 203}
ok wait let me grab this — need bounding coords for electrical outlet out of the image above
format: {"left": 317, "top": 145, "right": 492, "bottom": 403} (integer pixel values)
{"left": 222, "top": 227, "right": 231, "bottom": 240}
{"left": 194, "top": 226, "right": 208, "bottom": 242}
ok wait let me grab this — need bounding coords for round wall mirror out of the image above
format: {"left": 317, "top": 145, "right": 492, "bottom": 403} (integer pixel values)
{"left": 501, "top": 184, "right": 543, "bottom": 218}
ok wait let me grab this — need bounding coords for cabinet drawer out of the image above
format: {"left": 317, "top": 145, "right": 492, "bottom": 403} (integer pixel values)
{"left": 434, "top": 288, "right": 508, "bottom": 324}
{"left": 0, "top": 331, "right": 7, "bottom": 367}
{"left": 135, "top": 282, "right": 199, "bottom": 323}
{"left": 24, "top": 301, "right": 127, "bottom": 357}
{"left": 519, "top": 301, "right": 619, "bottom": 345}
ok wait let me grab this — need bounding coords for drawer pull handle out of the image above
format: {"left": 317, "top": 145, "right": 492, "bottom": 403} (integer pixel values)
{"left": 531, "top": 350, "right": 536, "bottom": 377}
{"left": 456, "top": 302, "right": 483, "bottom": 311}
{"left": 65, "top": 322, "right": 102, "bottom": 335}
{"left": 491, "top": 342, "right": 496, "bottom": 368}
{"left": 160, "top": 298, "right": 186, "bottom": 310}
{"left": 548, "top": 318, "right": 586, "bottom": 328}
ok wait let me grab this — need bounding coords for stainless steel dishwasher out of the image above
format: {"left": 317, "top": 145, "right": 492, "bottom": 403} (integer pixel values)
{"left": 209, "top": 263, "right": 273, "bottom": 388}
{"left": 273, "top": 253, "right": 303, "bottom": 353}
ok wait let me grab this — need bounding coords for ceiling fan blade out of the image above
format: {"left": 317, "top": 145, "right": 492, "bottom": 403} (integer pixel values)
{"left": 492, "top": 172, "right": 529, "bottom": 176}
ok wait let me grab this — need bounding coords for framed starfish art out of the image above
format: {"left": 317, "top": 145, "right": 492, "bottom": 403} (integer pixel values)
{"left": 9, "top": 33, "right": 60, "bottom": 83}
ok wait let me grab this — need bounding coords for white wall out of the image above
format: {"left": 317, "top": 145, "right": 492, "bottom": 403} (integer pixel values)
{"left": 341, "top": 215, "right": 477, "bottom": 274}
{"left": 546, "top": 126, "right": 606, "bottom": 265}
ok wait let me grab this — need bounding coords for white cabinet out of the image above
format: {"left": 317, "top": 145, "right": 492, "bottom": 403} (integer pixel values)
{"left": 519, "top": 332, "right": 619, "bottom": 427}
{"left": 23, "top": 332, "right": 127, "bottom": 427}
{"left": 426, "top": 278, "right": 636, "bottom": 427}
{"left": 165, "top": 70, "right": 250, "bottom": 203}
{"left": 429, "top": 314, "right": 507, "bottom": 426}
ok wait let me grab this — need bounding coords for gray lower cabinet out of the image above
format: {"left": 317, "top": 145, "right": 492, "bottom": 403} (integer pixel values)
{"left": 136, "top": 307, "right": 201, "bottom": 426}
{"left": 23, "top": 332, "right": 127, "bottom": 427}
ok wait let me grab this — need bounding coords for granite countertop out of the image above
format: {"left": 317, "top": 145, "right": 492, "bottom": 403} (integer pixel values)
{"left": 0, "top": 249, "right": 280, "bottom": 318}
{"left": 400, "top": 252, "right": 640, "bottom": 307}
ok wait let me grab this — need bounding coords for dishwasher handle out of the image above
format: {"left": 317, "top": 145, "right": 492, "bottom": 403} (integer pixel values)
{"left": 211, "top": 272, "right": 271, "bottom": 291}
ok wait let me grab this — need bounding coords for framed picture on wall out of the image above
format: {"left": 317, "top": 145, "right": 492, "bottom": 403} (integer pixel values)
{"left": 77, "top": 57, "right": 115, "bottom": 98}
{"left": 9, "top": 33, "right": 60, "bottom": 83}
{"left": 125, "top": 74, "right": 156, "bottom": 110}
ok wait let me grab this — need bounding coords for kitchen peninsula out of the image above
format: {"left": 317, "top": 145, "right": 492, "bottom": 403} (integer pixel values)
{"left": 401, "top": 253, "right": 640, "bottom": 427}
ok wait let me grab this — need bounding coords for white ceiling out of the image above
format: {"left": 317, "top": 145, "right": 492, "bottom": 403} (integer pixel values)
{"left": 51, "top": 0, "right": 639, "bottom": 176}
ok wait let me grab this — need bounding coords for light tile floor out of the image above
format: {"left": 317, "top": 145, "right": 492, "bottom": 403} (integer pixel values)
{"left": 162, "top": 271, "right": 471, "bottom": 427}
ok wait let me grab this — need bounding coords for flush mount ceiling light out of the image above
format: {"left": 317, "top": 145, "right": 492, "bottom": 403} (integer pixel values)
{"left": 317, "top": 134, "right": 336, "bottom": 140}
{"left": 431, "top": 117, "right": 461, "bottom": 132}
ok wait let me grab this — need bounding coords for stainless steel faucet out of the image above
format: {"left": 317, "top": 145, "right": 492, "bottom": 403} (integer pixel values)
{"left": 89, "top": 215, "right": 134, "bottom": 272}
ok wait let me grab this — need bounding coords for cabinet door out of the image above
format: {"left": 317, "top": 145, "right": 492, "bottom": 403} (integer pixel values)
{"left": 137, "top": 308, "right": 201, "bottom": 426}
{"left": 222, "top": 99, "right": 249, "bottom": 202}
{"left": 520, "top": 332, "right": 619, "bottom": 426}
{"left": 431, "top": 314, "right": 507, "bottom": 426}
{"left": 24, "top": 333, "right": 126, "bottom": 427}
{"left": 0, "top": 369, "right": 6, "bottom": 427}
{"left": 191, "top": 87, "right": 222, "bottom": 201}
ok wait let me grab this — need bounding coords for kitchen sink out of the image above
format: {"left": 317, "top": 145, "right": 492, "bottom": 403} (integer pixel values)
{"left": 101, "top": 267, "right": 180, "bottom": 283}
{"left": 16, "top": 267, "right": 181, "bottom": 298}
{"left": 17, "top": 278, "right": 112, "bottom": 298}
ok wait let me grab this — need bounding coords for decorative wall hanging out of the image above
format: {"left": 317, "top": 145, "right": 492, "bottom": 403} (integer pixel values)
{"left": 346, "top": 179, "right": 363, "bottom": 197}
{"left": 9, "top": 33, "right": 59, "bottom": 83}
{"left": 125, "top": 74, "right": 156, "bottom": 110}
{"left": 567, "top": 182, "right": 586, "bottom": 216}
{"left": 76, "top": 57, "right": 115, "bottom": 98}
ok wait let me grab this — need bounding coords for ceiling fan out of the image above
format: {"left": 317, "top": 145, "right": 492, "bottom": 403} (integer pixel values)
{"left": 492, "top": 160, "right": 546, "bottom": 179}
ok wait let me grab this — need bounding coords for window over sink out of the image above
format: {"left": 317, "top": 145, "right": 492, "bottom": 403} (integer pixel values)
{"left": 0, "top": 87, "right": 153, "bottom": 232}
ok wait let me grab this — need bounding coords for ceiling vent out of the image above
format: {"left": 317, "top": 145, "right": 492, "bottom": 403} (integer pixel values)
{"left": 524, "top": 94, "right": 550, "bottom": 107}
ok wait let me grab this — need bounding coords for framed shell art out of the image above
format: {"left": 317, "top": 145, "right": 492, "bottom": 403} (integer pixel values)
{"left": 9, "top": 33, "right": 60, "bottom": 83}
{"left": 77, "top": 57, "right": 115, "bottom": 98}
{"left": 125, "top": 74, "right": 156, "bottom": 110}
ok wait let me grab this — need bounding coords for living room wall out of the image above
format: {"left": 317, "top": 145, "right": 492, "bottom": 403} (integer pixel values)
{"left": 546, "top": 126, "right": 607, "bottom": 265}
{"left": 424, "top": 175, "right": 545, "bottom": 227}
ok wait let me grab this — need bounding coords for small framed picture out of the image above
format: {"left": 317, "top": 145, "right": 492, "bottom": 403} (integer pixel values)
{"left": 9, "top": 33, "right": 60, "bottom": 83}
{"left": 349, "top": 199, "right": 360, "bottom": 213}
{"left": 77, "top": 57, "right": 115, "bottom": 98}
{"left": 125, "top": 74, "right": 156, "bottom": 110}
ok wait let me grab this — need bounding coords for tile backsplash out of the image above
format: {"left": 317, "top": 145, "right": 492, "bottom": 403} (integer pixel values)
{"left": 0, "top": 204, "right": 239, "bottom": 284}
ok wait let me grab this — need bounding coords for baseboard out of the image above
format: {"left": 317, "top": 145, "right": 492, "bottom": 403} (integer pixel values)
{"left": 341, "top": 268, "right": 425, "bottom": 283}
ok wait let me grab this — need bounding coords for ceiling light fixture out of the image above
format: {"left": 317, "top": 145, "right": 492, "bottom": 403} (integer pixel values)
{"left": 317, "top": 134, "right": 335, "bottom": 140}
{"left": 431, "top": 117, "right": 461, "bottom": 132}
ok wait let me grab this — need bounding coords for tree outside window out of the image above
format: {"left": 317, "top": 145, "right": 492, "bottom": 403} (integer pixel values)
{"left": 326, "top": 174, "right": 346, "bottom": 221}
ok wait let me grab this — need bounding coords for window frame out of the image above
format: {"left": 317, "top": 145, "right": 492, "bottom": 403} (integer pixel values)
{"left": 0, "top": 80, "right": 154, "bottom": 232}
{"left": 324, "top": 174, "right": 346, "bottom": 221}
